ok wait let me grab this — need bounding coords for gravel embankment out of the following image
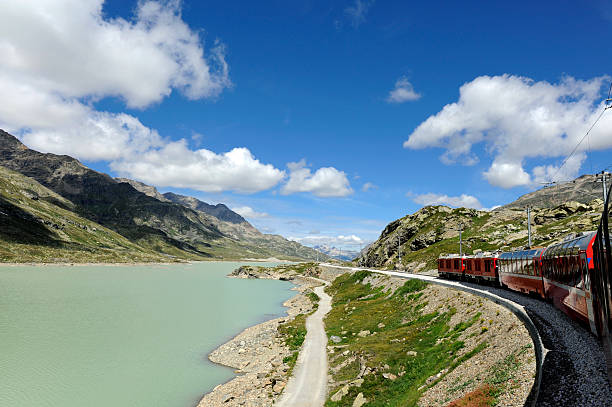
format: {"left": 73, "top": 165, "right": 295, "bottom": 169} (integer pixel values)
{"left": 457, "top": 281, "right": 612, "bottom": 407}
{"left": 198, "top": 268, "right": 321, "bottom": 407}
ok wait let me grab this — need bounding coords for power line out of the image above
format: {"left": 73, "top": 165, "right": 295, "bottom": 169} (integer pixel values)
{"left": 549, "top": 108, "right": 608, "bottom": 183}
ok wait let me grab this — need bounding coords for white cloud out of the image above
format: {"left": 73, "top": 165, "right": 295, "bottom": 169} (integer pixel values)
{"left": 344, "top": 0, "right": 375, "bottom": 28}
{"left": 111, "top": 139, "right": 285, "bottom": 193}
{"left": 361, "top": 182, "right": 378, "bottom": 192}
{"left": 231, "top": 206, "right": 269, "bottom": 219}
{"left": 289, "top": 234, "right": 364, "bottom": 247}
{"left": 0, "top": 0, "right": 230, "bottom": 109}
{"left": 412, "top": 193, "right": 483, "bottom": 209}
{"left": 0, "top": 0, "right": 292, "bottom": 195}
{"left": 281, "top": 160, "right": 353, "bottom": 197}
{"left": 0, "top": 1, "right": 357, "bottom": 197}
{"left": 404, "top": 74, "right": 612, "bottom": 188}
{"left": 482, "top": 161, "right": 531, "bottom": 189}
{"left": 387, "top": 77, "right": 421, "bottom": 103}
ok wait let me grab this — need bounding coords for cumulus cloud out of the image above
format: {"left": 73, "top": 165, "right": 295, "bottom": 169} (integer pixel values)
{"left": 411, "top": 192, "right": 483, "bottom": 209}
{"left": 404, "top": 74, "right": 612, "bottom": 188}
{"left": 344, "top": 0, "right": 375, "bottom": 28}
{"left": 231, "top": 206, "right": 269, "bottom": 219}
{"left": 0, "top": 0, "right": 230, "bottom": 109}
{"left": 0, "top": 1, "right": 356, "bottom": 196}
{"left": 111, "top": 139, "right": 285, "bottom": 193}
{"left": 282, "top": 160, "right": 353, "bottom": 197}
{"left": 387, "top": 77, "right": 421, "bottom": 103}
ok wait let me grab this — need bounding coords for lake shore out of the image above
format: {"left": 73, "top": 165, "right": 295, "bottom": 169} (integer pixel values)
{"left": 197, "top": 265, "right": 337, "bottom": 407}
{"left": 0, "top": 258, "right": 293, "bottom": 267}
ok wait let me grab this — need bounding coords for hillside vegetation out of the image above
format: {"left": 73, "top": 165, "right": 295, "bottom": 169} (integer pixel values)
{"left": 323, "top": 270, "right": 534, "bottom": 406}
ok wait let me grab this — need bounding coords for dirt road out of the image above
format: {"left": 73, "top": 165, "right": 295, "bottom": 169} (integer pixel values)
{"left": 276, "top": 282, "right": 332, "bottom": 407}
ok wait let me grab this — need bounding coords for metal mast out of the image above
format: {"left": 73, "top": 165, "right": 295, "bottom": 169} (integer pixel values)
{"left": 397, "top": 232, "right": 401, "bottom": 268}
{"left": 527, "top": 206, "right": 532, "bottom": 249}
{"left": 597, "top": 171, "right": 610, "bottom": 203}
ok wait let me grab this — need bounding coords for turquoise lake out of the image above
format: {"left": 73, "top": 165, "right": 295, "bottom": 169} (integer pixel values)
{"left": 0, "top": 262, "right": 294, "bottom": 407}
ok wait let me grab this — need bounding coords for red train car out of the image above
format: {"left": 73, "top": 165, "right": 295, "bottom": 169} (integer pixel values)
{"left": 541, "top": 232, "right": 598, "bottom": 334}
{"left": 497, "top": 248, "right": 546, "bottom": 298}
{"left": 437, "top": 255, "right": 465, "bottom": 279}
{"left": 463, "top": 252, "right": 499, "bottom": 284}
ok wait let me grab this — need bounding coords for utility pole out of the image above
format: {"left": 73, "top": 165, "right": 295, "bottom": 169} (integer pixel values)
{"left": 397, "top": 232, "right": 401, "bottom": 269}
{"left": 459, "top": 224, "right": 463, "bottom": 256}
{"left": 526, "top": 206, "right": 532, "bottom": 249}
{"left": 597, "top": 171, "right": 610, "bottom": 204}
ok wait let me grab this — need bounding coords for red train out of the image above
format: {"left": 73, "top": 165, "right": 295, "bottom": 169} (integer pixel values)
{"left": 437, "top": 231, "right": 605, "bottom": 336}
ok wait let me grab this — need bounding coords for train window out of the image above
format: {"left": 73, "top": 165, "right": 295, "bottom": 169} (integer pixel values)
{"left": 475, "top": 260, "right": 481, "bottom": 272}
{"left": 526, "top": 258, "right": 533, "bottom": 275}
{"left": 454, "top": 259, "right": 459, "bottom": 270}
{"left": 574, "top": 256, "right": 582, "bottom": 287}
{"left": 467, "top": 260, "right": 472, "bottom": 271}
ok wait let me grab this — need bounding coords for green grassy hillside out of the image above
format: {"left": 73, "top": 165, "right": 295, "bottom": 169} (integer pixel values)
{"left": 0, "top": 166, "right": 171, "bottom": 263}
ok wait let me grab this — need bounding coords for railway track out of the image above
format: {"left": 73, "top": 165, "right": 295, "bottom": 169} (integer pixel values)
{"left": 321, "top": 264, "right": 612, "bottom": 406}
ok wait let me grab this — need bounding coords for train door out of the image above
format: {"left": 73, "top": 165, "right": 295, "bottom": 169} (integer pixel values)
{"left": 592, "top": 188, "right": 611, "bottom": 339}
{"left": 582, "top": 251, "right": 598, "bottom": 335}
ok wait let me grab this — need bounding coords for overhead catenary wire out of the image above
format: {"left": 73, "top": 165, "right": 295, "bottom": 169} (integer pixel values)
{"left": 549, "top": 107, "right": 608, "bottom": 183}
{"left": 547, "top": 83, "right": 612, "bottom": 184}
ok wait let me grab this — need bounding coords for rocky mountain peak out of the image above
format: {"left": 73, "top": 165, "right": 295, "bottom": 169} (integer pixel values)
{"left": 115, "top": 178, "right": 169, "bottom": 202}
{"left": 163, "top": 192, "right": 247, "bottom": 224}
{"left": 0, "top": 130, "right": 28, "bottom": 151}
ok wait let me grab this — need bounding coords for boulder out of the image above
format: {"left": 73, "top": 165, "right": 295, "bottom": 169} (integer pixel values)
{"left": 353, "top": 393, "right": 367, "bottom": 407}
{"left": 357, "top": 330, "right": 370, "bottom": 337}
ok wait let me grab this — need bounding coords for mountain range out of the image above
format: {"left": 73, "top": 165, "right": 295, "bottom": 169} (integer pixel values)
{"left": 0, "top": 130, "right": 327, "bottom": 263}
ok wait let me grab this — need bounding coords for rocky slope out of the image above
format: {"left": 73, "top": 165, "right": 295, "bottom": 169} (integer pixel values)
{"left": 0, "top": 165, "right": 166, "bottom": 262}
{"left": 502, "top": 174, "right": 605, "bottom": 209}
{"left": 359, "top": 199, "right": 604, "bottom": 271}
{"left": 163, "top": 192, "right": 247, "bottom": 224}
{"left": 0, "top": 130, "right": 324, "bottom": 261}
{"left": 116, "top": 176, "right": 329, "bottom": 261}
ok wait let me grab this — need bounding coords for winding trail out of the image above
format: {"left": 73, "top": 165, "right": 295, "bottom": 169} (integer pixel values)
{"left": 277, "top": 281, "right": 332, "bottom": 407}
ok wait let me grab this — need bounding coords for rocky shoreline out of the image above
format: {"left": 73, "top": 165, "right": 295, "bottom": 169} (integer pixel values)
{"left": 197, "top": 265, "right": 324, "bottom": 407}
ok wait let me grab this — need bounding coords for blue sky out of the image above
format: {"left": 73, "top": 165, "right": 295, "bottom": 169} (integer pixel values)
{"left": 1, "top": 0, "right": 611, "bottom": 249}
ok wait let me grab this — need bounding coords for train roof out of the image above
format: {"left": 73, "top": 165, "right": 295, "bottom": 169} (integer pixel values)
{"left": 543, "top": 231, "right": 596, "bottom": 257}
{"left": 439, "top": 252, "right": 499, "bottom": 259}
{"left": 498, "top": 247, "right": 545, "bottom": 260}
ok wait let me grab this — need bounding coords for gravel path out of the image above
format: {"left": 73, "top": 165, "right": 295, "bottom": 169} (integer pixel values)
{"left": 321, "top": 264, "right": 612, "bottom": 406}
{"left": 276, "top": 283, "right": 332, "bottom": 407}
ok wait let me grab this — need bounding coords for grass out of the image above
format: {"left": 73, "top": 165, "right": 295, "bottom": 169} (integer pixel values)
{"left": 447, "top": 344, "right": 532, "bottom": 407}
{"left": 324, "top": 274, "right": 487, "bottom": 407}
{"left": 278, "top": 313, "right": 308, "bottom": 374}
